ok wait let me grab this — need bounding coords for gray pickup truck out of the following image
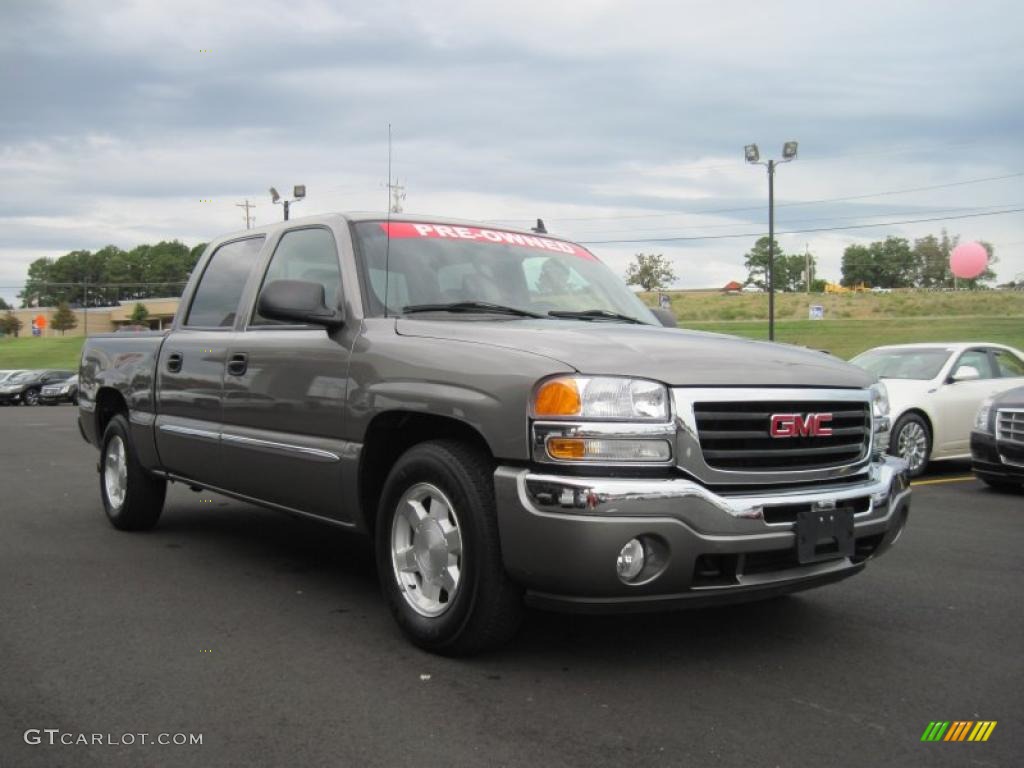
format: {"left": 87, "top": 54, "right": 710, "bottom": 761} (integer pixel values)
{"left": 79, "top": 213, "right": 911, "bottom": 654}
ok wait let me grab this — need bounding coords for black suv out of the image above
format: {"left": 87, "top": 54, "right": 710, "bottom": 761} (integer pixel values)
{"left": 0, "top": 370, "right": 75, "bottom": 406}
{"left": 971, "top": 384, "right": 1024, "bottom": 491}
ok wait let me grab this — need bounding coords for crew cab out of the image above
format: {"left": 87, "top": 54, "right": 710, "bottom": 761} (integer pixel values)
{"left": 79, "top": 213, "right": 911, "bottom": 654}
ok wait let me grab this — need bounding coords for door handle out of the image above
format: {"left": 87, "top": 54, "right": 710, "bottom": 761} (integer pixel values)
{"left": 167, "top": 352, "right": 183, "bottom": 373}
{"left": 227, "top": 353, "right": 248, "bottom": 376}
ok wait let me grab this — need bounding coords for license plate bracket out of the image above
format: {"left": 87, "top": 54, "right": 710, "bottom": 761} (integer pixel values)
{"left": 796, "top": 506, "right": 855, "bottom": 564}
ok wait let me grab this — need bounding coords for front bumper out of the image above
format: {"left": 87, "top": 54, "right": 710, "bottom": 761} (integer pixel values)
{"left": 0, "top": 392, "right": 23, "bottom": 404}
{"left": 495, "top": 457, "right": 911, "bottom": 613}
{"left": 39, "top": 391, "right": 74, "bottom": 404}
{"left": 971, "top": 430, "right": 1024, "bottom": 483}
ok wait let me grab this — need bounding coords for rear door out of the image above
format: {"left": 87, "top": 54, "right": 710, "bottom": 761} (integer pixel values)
{"left": 218, "top": 226, "right": 354, "bottom": 520}
{"left": 155, "top": 236, "right": 265, "bottom": 485}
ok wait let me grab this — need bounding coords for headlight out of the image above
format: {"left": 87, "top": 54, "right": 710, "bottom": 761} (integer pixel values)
{"left": 870, "top": 381, "right": 889, "bottom": 419}
{"left": 870, "top": 382, "right": 891, "bottom": 456}
{"left": 974, "top": 397, "right": 994, "bottom": 433}
{"left": 532, "top": 376, "right": 669, "bottom": 421}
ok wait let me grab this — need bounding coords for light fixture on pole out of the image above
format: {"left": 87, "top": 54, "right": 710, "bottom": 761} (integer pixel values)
{"left": 745, "top": 141, "right": 798, "bottom": 341}
{"left": 269, "top": 184, "right": 306, "bottom": 221}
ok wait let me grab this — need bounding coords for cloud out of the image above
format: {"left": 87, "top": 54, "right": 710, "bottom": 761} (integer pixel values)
{"left": 0, "top": 0, "right": 1022, "bottom": 306}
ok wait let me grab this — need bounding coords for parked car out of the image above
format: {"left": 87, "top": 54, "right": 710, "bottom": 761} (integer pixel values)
{"left": 971, "top": 385, "right": 1024, "bottom": 491}
{"left": 0, "top": 369, "right": 28, "bottom": 384}
{"left": 39, "top": 374, "right": 79, "bottom": 405}
{"left": 79, "top": 212, "right": 911, "bottom": 655}
{"left": 0, "top": 369, "right": 75, "bottom": 406}
{"left": 851, "top": 343, "right": 1024, "bottom": 476}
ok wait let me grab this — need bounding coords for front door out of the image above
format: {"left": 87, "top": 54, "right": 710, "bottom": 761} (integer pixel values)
{"left": 932, "top": 348, "right": 1003, "bottom": 455}
{"left": 219, "top": 226, "right": 354, "bottom": 521}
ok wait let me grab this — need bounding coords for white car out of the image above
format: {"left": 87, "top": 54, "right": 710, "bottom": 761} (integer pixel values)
{"left": 851, "top": 343, "right": 1024, "bottom": 476}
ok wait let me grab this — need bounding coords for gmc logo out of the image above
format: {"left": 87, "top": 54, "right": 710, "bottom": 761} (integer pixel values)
{"left": 770, "top": 413, "right": 833, "bottom": 438}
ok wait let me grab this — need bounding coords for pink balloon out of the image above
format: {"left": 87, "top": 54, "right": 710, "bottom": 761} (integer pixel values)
{"left": 950, "top": 241, "right": 988, "bottom": 279}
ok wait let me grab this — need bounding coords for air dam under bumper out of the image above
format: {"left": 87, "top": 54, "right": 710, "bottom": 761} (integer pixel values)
{"left": 494, "top": 457, "right": 910, "bottom": 613}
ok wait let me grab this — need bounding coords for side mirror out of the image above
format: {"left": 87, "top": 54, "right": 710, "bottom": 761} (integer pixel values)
{"left": 650, "top": 307, "right": 678, "bottom": 328}
{"left": 257, "top": 279, "right": 344, "bottom": 327}
{"left": 950, "top": 365, "right": 981, "bottom": 383}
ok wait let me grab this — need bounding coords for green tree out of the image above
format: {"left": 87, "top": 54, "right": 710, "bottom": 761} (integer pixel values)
{"left": 50, "top": 302, "right": 77, "bottom": 335}
{"left": 0, "top": 311, "right": 23, "bottom": 337}
{"left": 0, "top": 297, "right": 10, "bottom": 310}
{"left": 841, "top": 237, "right": 915, "bottom": 288}
{"left": 17, "top": 239, "right": 204, "bottom": 308}
{"left": 129, "top": 302, "right": 150, "bottom": 325}
{"left": 743, "top": 237, "right": 811, "bottom": 292}
{"left": 912, "top": 233, "right": 951, "bottom": 288}
{"left": 625, "top": 253, "right": 677, "bottom": 291}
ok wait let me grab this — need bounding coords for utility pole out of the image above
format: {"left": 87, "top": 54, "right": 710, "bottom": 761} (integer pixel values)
{"left": 83, "top": 278, "right": 88, "bottom": 337}
{"left": 805, "top": 243, "right": 811, "bottom": 294}
{"left": 386, "top": 179, "right": 406, "bottom": 213}
{"left": 235, "top": 199, "right": 255, "bottom": 229}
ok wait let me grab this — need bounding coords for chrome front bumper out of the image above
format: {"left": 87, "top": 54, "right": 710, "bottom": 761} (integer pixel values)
{"left": 494, "top": 456, "right": 910, "bottom": 612}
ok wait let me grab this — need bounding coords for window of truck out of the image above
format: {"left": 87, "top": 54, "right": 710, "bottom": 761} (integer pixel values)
{"left": 352, "top": 221, "right": 656, "bottom": 322}
{"left": 185, "top": 236, "right": 265, "bottom": 328}
{"left": 251, "top": 227, "right": 342, "bottom": 325}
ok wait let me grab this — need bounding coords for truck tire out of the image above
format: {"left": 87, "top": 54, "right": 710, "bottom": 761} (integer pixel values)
{"left": 375, "top": 440, "right": 523, "bottom": 655}
{"left": 100, "top": 414, "right": 167, "bottom": 531}
{"left": 889, "top": 412, "right": 931, "bottom": 478}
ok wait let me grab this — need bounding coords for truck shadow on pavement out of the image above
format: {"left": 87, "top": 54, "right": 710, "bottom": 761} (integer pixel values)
{"left": 153, "top": 491, "right": 860, "bottom": 664}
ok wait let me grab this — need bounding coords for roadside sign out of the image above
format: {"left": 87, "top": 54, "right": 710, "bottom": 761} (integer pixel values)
{"left": 809, "top": 304, "right": 824, "bottom": 320}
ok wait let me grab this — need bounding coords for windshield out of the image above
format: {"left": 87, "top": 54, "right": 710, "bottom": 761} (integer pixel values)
{"left": 9, "top": 371, "right": 38, "bottom": 383}
{"left": 851, "top": 348, "right": 952, "bottom": 380}
{"left": 353, "top": 221, "right": 657, "bottom": 324}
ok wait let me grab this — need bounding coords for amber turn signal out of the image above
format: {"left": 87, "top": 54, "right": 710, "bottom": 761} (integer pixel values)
{"left": 533, "top": 377, "right": 582, "bottom": 417}
{"left": 546, "top": 437, "right": 586, "bottom": 460}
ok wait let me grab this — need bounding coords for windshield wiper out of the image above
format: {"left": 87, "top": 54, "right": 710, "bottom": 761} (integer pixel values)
{"left": 402, "top": 301, "right": 545, "bottom": 318}
{"left": 548, "top": 309, "right": 647, "bottom": 324}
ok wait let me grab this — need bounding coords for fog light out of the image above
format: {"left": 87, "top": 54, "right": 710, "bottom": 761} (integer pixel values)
{"left": 616, "top": 538, "right": 645, "bottom": 582}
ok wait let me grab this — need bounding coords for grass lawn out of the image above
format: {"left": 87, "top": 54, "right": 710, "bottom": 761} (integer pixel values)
{"left": 641, "top": 288, "right": 1024, "bottom": 322}
{"left": 683, "top": 316, "right": 1024, "bottom": 359}
{"left": 2, "top": 301, "right": 1022, "bottom": 370}
{"left": 0, "top": 336, "right": 86, "bottom": 369}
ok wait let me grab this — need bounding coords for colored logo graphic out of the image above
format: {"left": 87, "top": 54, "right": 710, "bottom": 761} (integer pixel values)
{"left": 921, "top": 721, "right": 997, "bottom": 742}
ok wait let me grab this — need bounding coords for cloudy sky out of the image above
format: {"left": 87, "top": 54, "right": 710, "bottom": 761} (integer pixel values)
{"left": 2, "top": 0, "right": 1022, "bottom": 305}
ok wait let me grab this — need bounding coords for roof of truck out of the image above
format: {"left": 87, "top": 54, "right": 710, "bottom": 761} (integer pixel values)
{"left": 209, "top": 211, "right": 572, "bottom": 245}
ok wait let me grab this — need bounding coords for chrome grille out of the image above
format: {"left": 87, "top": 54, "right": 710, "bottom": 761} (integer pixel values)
{"left": 694, "top": 400, "right": 871, "bottom": 471}
{"left": 996, "top": 409, "right": 1024, "bottom": 445}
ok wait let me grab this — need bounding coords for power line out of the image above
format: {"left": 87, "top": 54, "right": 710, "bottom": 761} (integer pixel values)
{"left": 577, "top": 207, "right": 1024, "bottom": 245}
{"left": 562, "top": 201, "right": 1024, "bottom": 239}
{"left": 489, "top": 171, "right": 1024, "bottom": 226}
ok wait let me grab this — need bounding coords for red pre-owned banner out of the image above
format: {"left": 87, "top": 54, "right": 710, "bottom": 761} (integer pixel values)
{"left": 379, "top": 222, "right": 597, "bottom": 260}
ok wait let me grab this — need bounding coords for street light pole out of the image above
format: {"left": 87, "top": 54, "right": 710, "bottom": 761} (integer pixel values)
{"left": 767, "top": 159, "right": 775, "bottom": 341}
{"left": 270, "top": 185, "right": 305, "bottom": 222}
{"left": 745, "top": 141, "right": 798, "bottom": 343}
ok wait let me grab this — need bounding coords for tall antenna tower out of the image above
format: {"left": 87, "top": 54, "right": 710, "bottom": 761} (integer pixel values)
{"left": 387, "top": 180, "right": 406, "bottom": 213}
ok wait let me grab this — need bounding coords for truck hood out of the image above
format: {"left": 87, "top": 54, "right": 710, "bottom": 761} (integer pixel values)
{"left": 395, "top": 319, "right": 875, "bottom": 388}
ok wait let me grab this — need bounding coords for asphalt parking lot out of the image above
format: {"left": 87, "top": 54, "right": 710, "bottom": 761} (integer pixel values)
{"left": 1, "top": 405, "right": 1021, "bottom": 767}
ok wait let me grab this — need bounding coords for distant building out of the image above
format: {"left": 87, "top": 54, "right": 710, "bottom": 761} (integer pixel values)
{"left": 8, "top": 297, "right": 180, "bottom": 337}
{"left": 723, "top": 280, "right": 743, "bottom": 294}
